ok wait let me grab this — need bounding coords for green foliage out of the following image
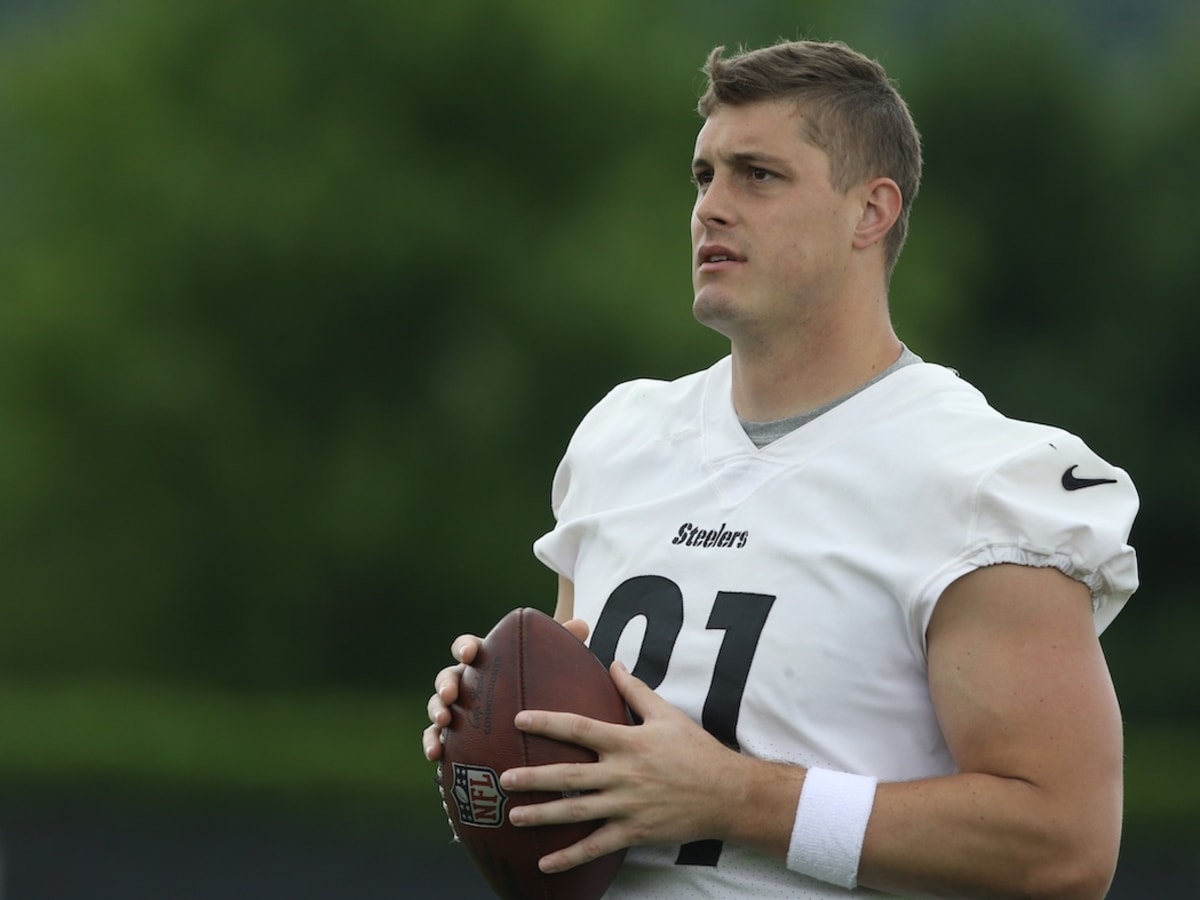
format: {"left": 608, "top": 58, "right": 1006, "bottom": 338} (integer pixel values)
{"left": 0, "top": 677, "right": 430, "bottom": 829}
{"left": 0, "top": 0, "right": 718, "bottom": 690}
{"left": 882, "top": 7, "right": 1200, "bottom": 722}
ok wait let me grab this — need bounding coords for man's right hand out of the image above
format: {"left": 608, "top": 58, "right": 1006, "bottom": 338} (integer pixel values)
{"left": 421, "top": 618, "right": 590, "bottom": 762}
{"left": 423, "top": 634, "right": 483, "bottom": 762}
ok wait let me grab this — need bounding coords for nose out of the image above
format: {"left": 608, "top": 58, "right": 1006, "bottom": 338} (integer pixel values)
{"left": 693, "top": 174, "right": 734, "bottom": 229}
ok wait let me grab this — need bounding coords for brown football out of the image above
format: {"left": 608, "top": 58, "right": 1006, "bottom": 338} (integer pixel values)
{"left": 438, "top": 607, "right": 630, "bottom": 900}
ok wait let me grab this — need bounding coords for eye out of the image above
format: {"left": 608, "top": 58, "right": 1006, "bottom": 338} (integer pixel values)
{"left": 749, "top": 167, "right": 775, "bottom": 182}
{"left": 692, "top": 168, "right": 714, "bottom": 189}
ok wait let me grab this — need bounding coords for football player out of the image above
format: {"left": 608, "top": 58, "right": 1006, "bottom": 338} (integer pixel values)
{"left": 424, "top": 38, "right": 1137, "bottom": 899}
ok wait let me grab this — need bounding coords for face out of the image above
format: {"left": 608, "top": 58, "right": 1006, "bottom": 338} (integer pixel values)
{"left": 690, "top": 100, "right": 865, "bottom": 341}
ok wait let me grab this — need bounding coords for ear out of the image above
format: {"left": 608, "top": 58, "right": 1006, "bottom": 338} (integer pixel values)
{"left": 852, "top": 177, "right": 903, "bottom": 251}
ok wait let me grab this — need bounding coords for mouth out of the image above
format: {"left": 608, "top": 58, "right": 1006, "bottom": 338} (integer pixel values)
{"left": 696, "top": 245, "right": 745, "bottom": 273}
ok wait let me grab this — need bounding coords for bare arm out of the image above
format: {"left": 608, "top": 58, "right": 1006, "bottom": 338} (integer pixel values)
{"left": 856, "top": 563, "right": 1123, "bottom": 899}
{"left": 552, "top": 575, "right": 575, "bottom": 623}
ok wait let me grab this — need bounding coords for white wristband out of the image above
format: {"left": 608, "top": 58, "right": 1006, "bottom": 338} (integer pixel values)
{"left": 786, "top": 767, "right": 878, "bottom": 889}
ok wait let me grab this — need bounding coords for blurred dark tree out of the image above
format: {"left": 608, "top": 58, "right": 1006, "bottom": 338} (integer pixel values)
{"left": 0, "top": 0, "right": 719, "bottom": 690}
{"left": 885, "top": 8, "right": 1200, "bottom": 719}
{"left": 0, "top": 0, "right": 1195, "bottom": 721}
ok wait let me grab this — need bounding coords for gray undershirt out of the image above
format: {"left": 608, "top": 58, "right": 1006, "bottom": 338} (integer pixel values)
{"left": 739, "top": 346, "right": 923, "bottom": 449}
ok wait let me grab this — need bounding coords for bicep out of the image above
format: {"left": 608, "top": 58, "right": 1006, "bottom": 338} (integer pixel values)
{"left": 928, "top": 563, "right": 1123, "bottom": 824}
{"left": 859, "top": 564, "right": 1123, "bottom": 896}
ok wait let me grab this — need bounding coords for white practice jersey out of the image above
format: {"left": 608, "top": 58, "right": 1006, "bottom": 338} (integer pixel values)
{"left": 532, "top": 356, "right": 1138, "bottom": 899}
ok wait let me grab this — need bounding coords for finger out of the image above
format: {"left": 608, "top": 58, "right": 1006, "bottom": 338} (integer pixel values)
{"left": 501, "top": 760, "right": 602, "bottom": 797}
{"left": 609, "top": 659, "right": 663, "bottom": 720}
{"left": 535, "top": 821, "right": 630, "bottom": 875}
{"left": 433, "top": 662, "right": 465, "bottom": 705}
{"left": 561, "top": 618, "right": 590, "bottom": 644}
{"left": 422, "top": 722, "right": 445, "bottom": 761}
{"left": 450, "top": 634, "right": 482, "bottom": 664}
{"left": 508, "top": 790, "right": 606, "bottom": 830}
{"left": 513, "top": 709, "right": 621, "bottom": 751}
{"left": 426, "top": 690, "right": 450, "bottom": 726}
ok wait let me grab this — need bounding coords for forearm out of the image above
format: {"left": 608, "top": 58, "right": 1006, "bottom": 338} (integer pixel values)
{"left": 719, "top": 759, "right": 1116, "bottom": 900}
{"left": 859, "top": 772, "right": 1119, "bottom": 900}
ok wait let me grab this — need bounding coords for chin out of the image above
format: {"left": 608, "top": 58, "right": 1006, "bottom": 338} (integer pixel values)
{"left": 692, "top": 295, "right": 739, "bottom": 338}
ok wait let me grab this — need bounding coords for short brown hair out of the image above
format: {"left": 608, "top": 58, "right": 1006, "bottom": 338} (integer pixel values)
{"left": 699, "top": 41, "right": 922, "bottom": 278}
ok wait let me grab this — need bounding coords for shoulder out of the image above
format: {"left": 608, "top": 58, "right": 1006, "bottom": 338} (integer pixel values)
{"left": 894, "top": 363, "right": 1138, "bottom": 542}
{"left": 878, "top": 364, "right": 1116, "bottom": 475}
{"left": 891, "top": 364, "right": 1139, "bottom": 630}
{"left": 569, "top": 359, "right": 722, "bottom": 449}
{"left": 543, "top": 359, "right": 724, "bottom": 520}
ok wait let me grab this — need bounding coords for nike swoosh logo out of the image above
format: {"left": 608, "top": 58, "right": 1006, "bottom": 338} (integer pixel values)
{"left": 1061, "top": 465, "right": 1118, "bottom": 491}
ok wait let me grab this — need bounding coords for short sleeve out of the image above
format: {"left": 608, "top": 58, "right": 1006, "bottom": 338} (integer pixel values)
{"left": 530, "top": 382, "right": 630, "bottom": 582}
{"left": 922, "top": 434, "right": 1139, "bottom": 636}
{"left": 532, "top": 451, "right": 578, "bottom": 580}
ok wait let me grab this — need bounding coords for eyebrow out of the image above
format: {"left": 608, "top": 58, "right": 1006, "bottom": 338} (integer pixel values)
{"left": 691, "top": 150, "right": 791, "bottom": 171}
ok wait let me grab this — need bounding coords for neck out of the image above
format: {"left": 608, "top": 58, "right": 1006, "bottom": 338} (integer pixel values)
{"left": 727, "top": 299, "right": 902, "bottom": 423}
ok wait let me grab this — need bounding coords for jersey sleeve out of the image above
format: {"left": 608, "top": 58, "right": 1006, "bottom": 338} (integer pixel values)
{"left": 919, "top": 432, "right": 1139, "bottom": 637}
{"left": 532, "top": 450, "right": 577, "bottom": 581}
{"left": 531, "top": 381, "right": 636, "bottom": 582}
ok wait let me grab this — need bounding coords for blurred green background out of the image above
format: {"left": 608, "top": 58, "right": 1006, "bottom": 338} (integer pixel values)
{"left": 0, "top": 0, "right": 1197, "bottom": 894}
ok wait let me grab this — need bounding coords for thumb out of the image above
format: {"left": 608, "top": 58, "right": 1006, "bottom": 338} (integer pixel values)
{"left": 561, "top": 617, "right": 590, "bottom": 644}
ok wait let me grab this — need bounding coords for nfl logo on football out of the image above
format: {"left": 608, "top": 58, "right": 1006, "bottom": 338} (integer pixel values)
{"left": 452, "top": 762, "right": 508, "bottom": 828}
